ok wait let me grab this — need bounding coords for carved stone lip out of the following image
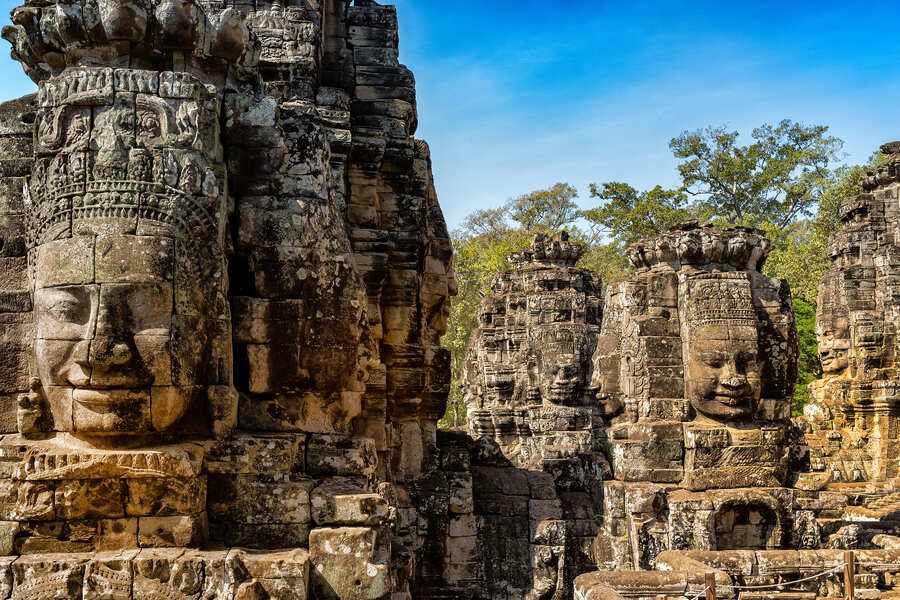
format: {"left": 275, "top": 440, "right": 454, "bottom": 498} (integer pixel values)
{"left": 549, "top": 382, "right": 578, "bottom": 390}
{"left": 710, "top": 393, "right": 751, "bottom": 405}
{"left": 73, "top": 388, "right": 147, "bottom": 409}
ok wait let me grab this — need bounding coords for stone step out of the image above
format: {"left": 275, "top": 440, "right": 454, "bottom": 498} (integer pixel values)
{"left": 738, "top": 592, "right": 815, "bottom": 600}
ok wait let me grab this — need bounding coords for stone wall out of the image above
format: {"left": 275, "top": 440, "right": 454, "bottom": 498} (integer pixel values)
{"left": 803, "top": 142, "right": 900, "bottom": 483}
{"left": 0, "top": 0, "right": 454, "bottom": 598}
{"left": 0, "top": 94, "right": 33, "bottom": 435}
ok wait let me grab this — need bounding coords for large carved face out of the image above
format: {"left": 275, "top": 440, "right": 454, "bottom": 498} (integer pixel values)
{"left": 539, "top": 357, "right": 582, "bottom": 406}
{"left": 685, "top": 323, "right": 761, "bottom": 421}
{"left": 817, "top": 322, "right": 850, "bottom": 375}
{"left": 33, "top": 236, "right": 208, "bottom": 434}
{"left": 26, "top": 68, "right": 225, "bottom": 437}
{"left": 681, "top": 274, "right": 762, "bottom": 422}
{"left": 815, "top": 271, "right": 851, "bottom": 375}
{"left": 483, "top": 365, "right": 515, "bottom": 405}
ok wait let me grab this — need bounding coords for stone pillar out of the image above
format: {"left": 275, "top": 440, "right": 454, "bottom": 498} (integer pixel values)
{"left": 803, "top": 142, "right": 900, "bottom": 484}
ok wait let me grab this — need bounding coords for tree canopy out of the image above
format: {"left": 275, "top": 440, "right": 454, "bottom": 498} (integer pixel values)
{"left": 582, "top": 183, "right": 690, "bottom": 248}
{"left": 669, "top": 120, "right": 844, "bottom": 228}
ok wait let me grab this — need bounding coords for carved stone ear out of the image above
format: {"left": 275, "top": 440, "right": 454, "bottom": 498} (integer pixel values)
{"left": 207, "top": 384, "right": 238, "bottom": 440}
{"left": 17, "top": 376, "right": 46, "bottom": 435}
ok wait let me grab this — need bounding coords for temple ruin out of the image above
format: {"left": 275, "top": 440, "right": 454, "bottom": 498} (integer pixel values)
{"left": 0, "top": 0, "right": 899, "bottom": 598}
{"left": 574, "top": 157, "right": 900, "bottom": 599}
{"left": 802, "top": 142, "right": 900, "bottom": 485}
{"left": 0, "top": 0, "right": 455, "bottom": 597}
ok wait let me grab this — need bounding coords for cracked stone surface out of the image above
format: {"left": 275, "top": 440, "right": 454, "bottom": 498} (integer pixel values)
{"left": 0, "top": 0, "right": 453, "bottom": 598}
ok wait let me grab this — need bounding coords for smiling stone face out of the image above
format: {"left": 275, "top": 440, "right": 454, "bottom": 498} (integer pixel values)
{"left": 815, "top": 269, "right": 851, "bottom": 376}
{"left": 539, "top": 358, "right": 582, "bottom": 406}
{"left": 681, "top": 272, "right": 762, "bottom": 423}
{"left": 32, "top": 235, "right": 208, "bottom": 435}
{"left": 685, "top": 324, "right": 761, "bottom": 421}
{"left": 24, "top": 68, "right": 227, "bottom": 440}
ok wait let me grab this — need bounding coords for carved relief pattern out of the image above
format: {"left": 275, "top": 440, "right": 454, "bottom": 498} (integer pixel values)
{"left": 803, "top": 143, "right": 900, "bottom": 482}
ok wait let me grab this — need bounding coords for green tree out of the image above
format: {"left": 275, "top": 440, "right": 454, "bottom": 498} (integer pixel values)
{"left": 582, "top": 182, "right": 691, "bottom": 248}
{"left": 577, "top": 242, "right": 630, "bottom": 289}
{"left": 791, "top": 297, "right": 821, "bottom": 416}
{"left": 670, "top": 120, "right": 844, "bottom": 228}
{"left": 507, "top": 182, "right": 580, "bottom": 231}
{"left": 759, "top": 220, "right": 829, "bottom": 304}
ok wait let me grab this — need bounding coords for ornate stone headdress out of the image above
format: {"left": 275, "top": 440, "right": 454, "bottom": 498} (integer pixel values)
{"left": 23, "top": 67, "right": 224, "bottom": 265}
{"left": 628, "top": 221, "right": 771, "bottom": 273}
{"left": 682, "top": 272, "right": 757, "bottom": 327}
{"left": 509, "top": 231, "right": 584, "bottom": 268}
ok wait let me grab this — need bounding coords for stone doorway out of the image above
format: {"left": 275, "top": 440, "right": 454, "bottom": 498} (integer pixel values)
{"left": 712, "top": 501, "right": 780, "bottom": 550}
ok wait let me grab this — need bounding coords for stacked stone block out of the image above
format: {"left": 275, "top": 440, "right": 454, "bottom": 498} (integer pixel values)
{"left": 0, "top": 96, "right": 33, "bottom": 435}
{"left": 0, "top": 0, "right": 454, "bottom": 598}
{"left": 803, "top": 142, "right": 900, "bottom": 483}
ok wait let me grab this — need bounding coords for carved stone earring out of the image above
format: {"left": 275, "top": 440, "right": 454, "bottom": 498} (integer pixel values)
{"left": 17, "top": 376, "right": 45, "bottom": 435}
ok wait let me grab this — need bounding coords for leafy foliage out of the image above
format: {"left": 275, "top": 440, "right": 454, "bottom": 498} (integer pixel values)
{"left": 670, "top": 120, "right": 844, "bottom": 228}
{"left": 582, "top": 183, "right": 691, "bottom": 249}
{"left": 759, "top": 220, "right": 829, "bottom": 304}
{"left": 791, "top": 297, "right": 821, "bottom": 416}
{"left": 507, "top": 183, "right": 580, "bottom": 231}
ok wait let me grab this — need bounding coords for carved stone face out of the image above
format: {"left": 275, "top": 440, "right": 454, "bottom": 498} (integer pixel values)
{"left": 539, "top": 358, "right": 582, "bottom": 406}
{"left": 849, "top": 311, "right": 884, "bottom": 379}
{"left": 815, "top": 272, "right": 851, "bottom": 375}
{"left": 817, "top": 323, "right": 850, "bottom": 375}
{"left": 685, "top": 324, "right": 761, "bottom": 421}
{"left": 33, "top": 235, "right": 206, "bottom": 434}
{"left": 25, "top": 68, "right": 225, "bottom": 438}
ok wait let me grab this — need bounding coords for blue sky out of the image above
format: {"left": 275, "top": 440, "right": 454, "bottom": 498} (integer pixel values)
{"left": 2, "top": 1, "right": 899, "bottom": 230}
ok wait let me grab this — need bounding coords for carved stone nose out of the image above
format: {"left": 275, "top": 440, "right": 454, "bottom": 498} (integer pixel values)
{"left": 90, "top": 337, "right": 133, "bottom": 367}
{"left": 722, "top": 376, "right": 746, "bottom": 388}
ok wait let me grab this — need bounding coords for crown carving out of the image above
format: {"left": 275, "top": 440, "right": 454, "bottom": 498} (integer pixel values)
{"left": 509, "top": 231, "right": 584, "bottom": 268}
{"left": 627, "top": 221, "right": 771, "bottom": 272}
{"left": 682, "top": 272, "right": 757, "bottom": 327}
{"left": 2, "top": 0, "right": 257, "bottom": 83}
{"left": 24, "top": 67, "right": 223, "bottom": 256}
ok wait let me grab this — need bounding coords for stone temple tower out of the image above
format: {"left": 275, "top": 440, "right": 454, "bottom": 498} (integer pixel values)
{"left": 590, "top": 222, "right": 799, "bottom": 569}
{"left": 0, "top": 0, "right": 454, "bottom": 598}
{"left": 462, "top": 231, "right": 604, "bottom": 470}
{"left": 803, "top": 142, "right": 900, "bottom": 484}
